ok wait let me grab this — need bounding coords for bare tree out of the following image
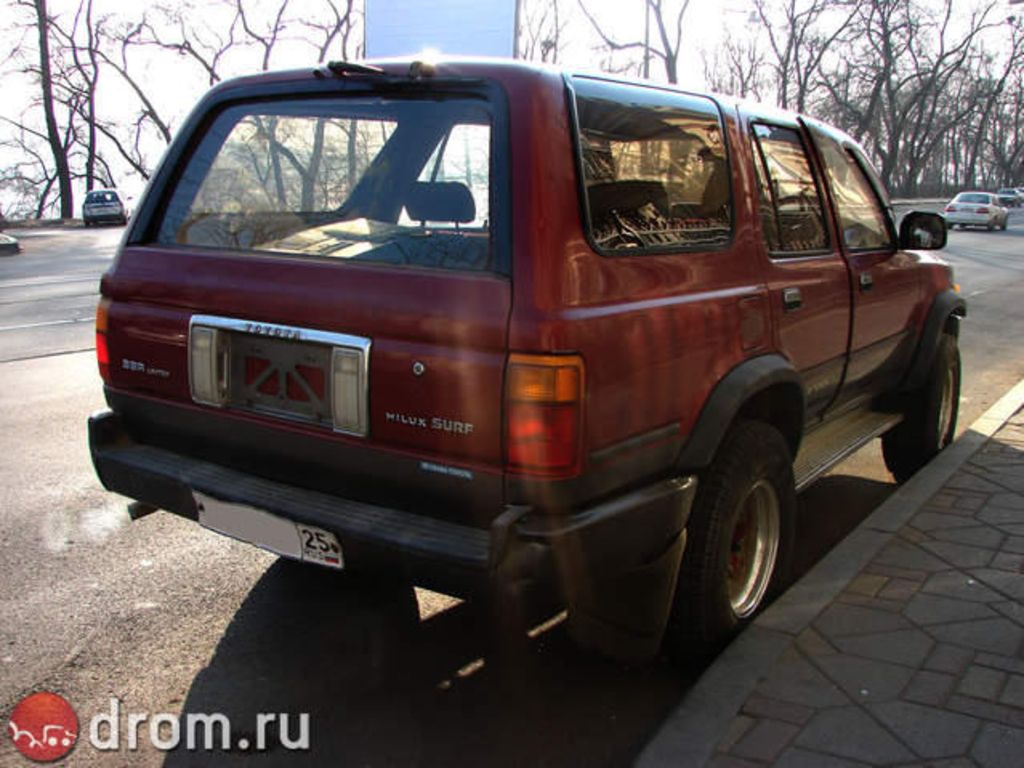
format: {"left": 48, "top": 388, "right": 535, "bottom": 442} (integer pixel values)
{"left": 519, "top": 0, "right": 567, "bottom": 63}
{"left": 754, "top": 0, "right": 861, "bottom": 113}
{"left": 301, "top": 0, "right": 361, "bottom": 61}
{"left": 821, "top": 0, "right": 1016, "bottom": 195}
{"left": 578, "top": 0, "right": 692, "bottom": 83}
{"left": 19, "top": 0, "right": 74, "bottom": 217}
{"left": 702, "top": 33, "right": 767, "bottom": 100}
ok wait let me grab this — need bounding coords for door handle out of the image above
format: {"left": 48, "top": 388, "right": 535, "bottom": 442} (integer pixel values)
{"left": 860, "top": 272, "right": 874, "bottom": 292}
{"left": 782, "top": 287, "right": 803, "bottom": 312}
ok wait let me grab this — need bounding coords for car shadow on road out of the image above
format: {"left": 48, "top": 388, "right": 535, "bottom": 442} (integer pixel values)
{"left": 163, "top": 561, "right": 695, "bottom": 768}
{"left": 793, "top": 474, "right": 894, "bottom": 576}
{"left": 163, "top": 474, "right": 892, "bottom": 768}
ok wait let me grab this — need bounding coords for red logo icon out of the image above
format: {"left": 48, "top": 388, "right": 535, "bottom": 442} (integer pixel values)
{"left": 7, "top": 692, "right": 78, "bottom": 762}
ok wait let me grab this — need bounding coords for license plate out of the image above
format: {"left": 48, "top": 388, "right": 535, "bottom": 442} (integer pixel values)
{"left": 296, "top": 523, "right": 344, "bottom": 568}
{"left": 195, "top": 491, "right": 344, "bottom": 570}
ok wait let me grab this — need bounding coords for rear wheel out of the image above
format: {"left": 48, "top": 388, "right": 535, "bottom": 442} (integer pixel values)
{"left": 882, "top": 331, "right": 960, "bottom": 483}
{"left": 665, "top": 421, "right": 795, "bottom": 660}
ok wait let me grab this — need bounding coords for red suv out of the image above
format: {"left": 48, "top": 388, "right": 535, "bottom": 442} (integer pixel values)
{"left": 89, "top": 59, "right": 964, "bottom": 662}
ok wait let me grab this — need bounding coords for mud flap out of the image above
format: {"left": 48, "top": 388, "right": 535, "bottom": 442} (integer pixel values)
{"left": 562, "top": 529, "right": 686, "bottom": 664}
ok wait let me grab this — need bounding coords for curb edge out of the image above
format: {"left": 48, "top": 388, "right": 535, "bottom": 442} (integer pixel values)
{"left": 636, "top": 376, "right": 1024, "bottom": 768}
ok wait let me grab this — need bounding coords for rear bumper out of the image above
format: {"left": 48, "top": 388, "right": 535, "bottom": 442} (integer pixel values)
{"left": 944, "top": 212, "right": 996, "bottom": 226}
{"left": 84, "top": 213, "right": 125, "bottom": 224}
{"left": 89, "top": 409, "right": 696, "bottom": 646}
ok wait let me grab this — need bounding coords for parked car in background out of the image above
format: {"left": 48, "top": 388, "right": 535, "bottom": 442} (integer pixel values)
{"left": 996, "top": 188, "right": 1021, "bottom": 208}
{"left": 944, "top": 191, "right": 1008, "bottom": 230}
{"left": 82, "top": 189, "right": 128, "bottom": 227}
{"left": 89, "top": 58, "right": 963, "bottom": 663}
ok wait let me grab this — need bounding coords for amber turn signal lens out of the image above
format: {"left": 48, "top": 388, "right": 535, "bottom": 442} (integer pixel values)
{"left": 505, "top": 353, "right": 585, "bottom": 476}
{"left": 507, "top": 354, "right": 583, "bottom": 403}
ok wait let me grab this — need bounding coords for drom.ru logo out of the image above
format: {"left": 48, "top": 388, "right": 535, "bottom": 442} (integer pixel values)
{"left": 7, "top": 691, "right": 78, "bottom": 762}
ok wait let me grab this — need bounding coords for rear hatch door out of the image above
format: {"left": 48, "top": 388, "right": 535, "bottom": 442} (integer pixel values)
{"left": 104, "top": 79, "right": 512, "bottom": 527}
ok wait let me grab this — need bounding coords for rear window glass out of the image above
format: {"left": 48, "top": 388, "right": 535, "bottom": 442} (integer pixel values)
{"left": 955, "top": 193, "right": 991, "bottom": 204}
{"left": 86, "top": 191, "right": 119, "bottom": 204}
{"left": 572, "top": 77, "right": 732, "bottom": 253}
{"left": 751, "top": 124, "right": 829, "bottom": 253}
{"left": 156, "top": 97, "right": 498, "bottom": 272}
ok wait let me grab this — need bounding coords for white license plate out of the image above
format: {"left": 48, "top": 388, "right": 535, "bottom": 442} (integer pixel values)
{"left": 296, "top": 523, "right": 344, "bottom": 568}
{"left": 195, "top": 491, "right": 344, "bottom": 570}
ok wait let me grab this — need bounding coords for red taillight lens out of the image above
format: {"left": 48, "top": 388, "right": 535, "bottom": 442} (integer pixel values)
{"left": 976, "top": 207, "right": 989, "bottom": 213}
{"left": 944, "top": 205, "right": 956, "bottom": 212}
{"left": 507, "top": 403, "right": 579, "bottom": 470}
{"left": 505, "top": 354, "right": 584, "bottom": 476}
{"left": 95, "top": 298, "right": 111, "bottom": 382}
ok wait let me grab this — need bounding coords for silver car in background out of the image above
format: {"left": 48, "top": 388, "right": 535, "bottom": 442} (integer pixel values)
{"left": 82, "top": 188, "right": 128, "bottom": 227}
{"left": 944, "top": 191, "right": 1008, "bottom": 231}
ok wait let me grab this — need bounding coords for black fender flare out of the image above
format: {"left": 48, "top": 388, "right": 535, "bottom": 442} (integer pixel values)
{"left": 675, "top": 354, "right": 804, "bottom": 471}
{"left": 902, "top": 290, "right": 966, "bottom": 392}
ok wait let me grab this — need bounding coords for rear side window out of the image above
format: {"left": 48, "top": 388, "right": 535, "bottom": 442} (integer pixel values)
{"left": 571, "top": 77, "right": 732, "bottom": 253}
{"left": 751, "top": 124, "right": 829, "bottom": 254}
{"left": 815, "top": 135, "right": 893, "bottom": 251}
{"left": 156, "top": 97, "right": 499, "bottom": 273}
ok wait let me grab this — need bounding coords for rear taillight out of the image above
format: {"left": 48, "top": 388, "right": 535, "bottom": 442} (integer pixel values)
{"left": 506, "top": 353, "right": 584, "bottom": 476}
{"left": 977, "top": 207, "right": 990, "bottom": 213}
{"left": 95, "top": 298, "right": 111, "bottom": 382}
{"left": 944, "top": 205, "right": 956, "bottom": 212}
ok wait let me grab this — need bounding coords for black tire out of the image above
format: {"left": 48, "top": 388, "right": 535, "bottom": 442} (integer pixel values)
{"left": 882, "top": 332, "right": 960, "bottom": 483}
{"left": 665, "top": 420, "right": 795, "bottom": 660}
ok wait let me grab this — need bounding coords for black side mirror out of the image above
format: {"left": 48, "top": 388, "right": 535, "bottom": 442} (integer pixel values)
{"left": 899, "top": 211, "right": 947, "bottom": 250}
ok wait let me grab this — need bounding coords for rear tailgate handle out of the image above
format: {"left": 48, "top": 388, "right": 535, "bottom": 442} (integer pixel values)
{"left": 782, "top": 287, "right": 803, "bottom": 312}
{"left": 860, "top": 272, "right": 874, "bottom": 292}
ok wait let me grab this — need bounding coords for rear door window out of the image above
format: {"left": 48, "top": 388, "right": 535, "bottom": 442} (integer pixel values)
{"left": 571, "top": 77, "right": 732, "bottom": 253}
{"left": 156, "top": 97, "right": 501, "bottom": 273}
{"left": 750, "top": 123, "right": 829, "bottom": 254}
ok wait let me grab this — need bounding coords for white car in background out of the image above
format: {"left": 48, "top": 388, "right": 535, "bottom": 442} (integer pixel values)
{"left": 943, "top": 191, "right": 1008, "bottom": 231}
{"left": 82, "top": 188, "right": 128, "bottom": 227}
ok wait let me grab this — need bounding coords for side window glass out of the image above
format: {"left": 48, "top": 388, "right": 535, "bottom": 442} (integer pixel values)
{"left": 816, "top": 136, "right": 893, "bottom": 250}
{"left": 573, "top": 78, "right": 732, "bottom": 253}
{"left": 751, "top": 123, "right": 829, "bottom": 254}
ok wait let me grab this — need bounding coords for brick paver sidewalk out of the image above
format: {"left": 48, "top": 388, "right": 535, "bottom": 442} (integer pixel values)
{"left": 712, "top": 408, "right": 1024, "bottom": 766}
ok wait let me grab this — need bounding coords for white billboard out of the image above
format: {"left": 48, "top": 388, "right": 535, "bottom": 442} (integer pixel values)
{"left": 365, "top": 0, "right": 518, "bottom": 59}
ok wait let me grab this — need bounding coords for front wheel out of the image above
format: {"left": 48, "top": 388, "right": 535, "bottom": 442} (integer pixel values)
{"left": 882, "top": 331, "right": 960, "bottom": 483}
{"left": 665, "top": 421, "right": 795, "bottom": 660}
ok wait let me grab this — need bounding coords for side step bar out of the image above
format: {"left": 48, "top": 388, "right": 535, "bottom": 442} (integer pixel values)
{"left": 794, "top": 409, "right": 902, "bottom": 491}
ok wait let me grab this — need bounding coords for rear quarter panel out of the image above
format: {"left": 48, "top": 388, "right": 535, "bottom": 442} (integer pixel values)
{"left": 505, "top": 79, "right": 770, "bottom": 505}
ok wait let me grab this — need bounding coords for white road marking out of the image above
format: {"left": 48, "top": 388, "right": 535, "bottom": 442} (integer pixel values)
{"left": 0, "top": 317, "right": 92, "bottom": 332}
{"left": 0, "top": 274, "right": 101, "bottom": 289}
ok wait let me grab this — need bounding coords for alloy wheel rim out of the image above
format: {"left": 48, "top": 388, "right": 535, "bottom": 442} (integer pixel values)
{"left": 727, "top": 479, "right": 781, "bottom": 619}
{"left": 937, "top": 363, "right": 956, "bottom": 447}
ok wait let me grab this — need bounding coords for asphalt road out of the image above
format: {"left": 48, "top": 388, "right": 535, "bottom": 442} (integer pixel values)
{"left": 1, "top": 215, "right": 1023, "bottom": 766}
